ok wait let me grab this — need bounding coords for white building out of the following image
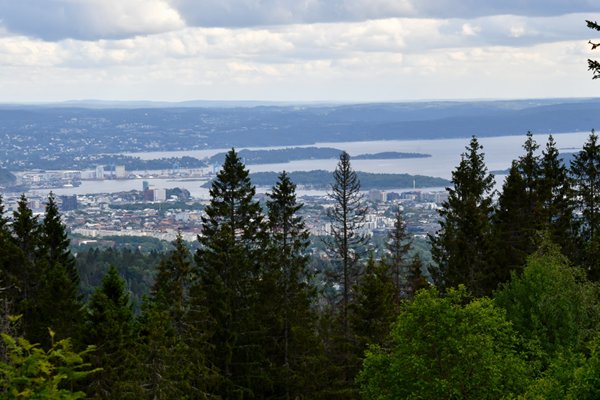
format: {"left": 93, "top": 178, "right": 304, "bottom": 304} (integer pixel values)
{"left": 115, "top": 165, "right": 127, "bottom": 179}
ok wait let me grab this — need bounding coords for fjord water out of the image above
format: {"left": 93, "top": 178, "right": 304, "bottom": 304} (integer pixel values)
{"left": 44, "top": 132, "right": 590, "bottom": 198}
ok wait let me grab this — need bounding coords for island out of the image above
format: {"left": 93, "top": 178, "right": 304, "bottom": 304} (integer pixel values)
{"left": 207, "top": 147, "right": 431, "bottom": 165}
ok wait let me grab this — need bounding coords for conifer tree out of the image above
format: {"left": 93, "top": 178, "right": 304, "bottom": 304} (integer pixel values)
{"left": 385, "top": 207, "right": 411, "bottom": 300}
{"left": 194, "top": 148, "right": 270, "bottom": 398}
{"left": 34, "top": 193, "right": 83, "bottom": 347}
{"left": 266, "top": 171, "right": 321, "bottom": 399}
{"left": 406, "top": 255, "right": 429, "bottom": 297}
{"left": 492, "top": 161, "right": 533, "bottom": 280}
{"left": 570, "top": 130, "right": 600, "bottom": 279}
{"left": 324, "top": 151, "right": 368, "bottom": 343}
{"left": 136, "top": 233, "right": 214, "bottom": 399}
{"left": 430, "top": 136, "right": 496, "bottom": 296}
{"left": 350, "top": 254, "right": 397, "bottom": 351}
{"left": 84, "top": 265, "right": 135, "bottom": 399}
{"left": 10, "top": 194, "right": 41, "bottom": 343}
{"left": 539, "top": 135, "right": 576, "bottom": 256}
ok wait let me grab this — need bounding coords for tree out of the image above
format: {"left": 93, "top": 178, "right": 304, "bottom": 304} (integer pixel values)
{"left": 136, "top": 233, "right": 214, "bottom": 399}
{"left": 0, "top": 331, "right": 98, "bottom": 399}
{"left": 385, "top": 207, "right": 411, "bottom": 300}
{"left": 83, "top": 265, "right": 135, "bottom": 399}
{"left": 406, "top": 254, "right": 429, "bottom": 298}
{"left": 587, "top": 20, "right": 600, "bottom": 79}
{"left": 34, "top": 193, "right": 83, "bottom": 348}
{"left": 494, "top": 237, "right": 600, "bottom": 363}
{"left": 324, "top": 151, "right": 369, "bottom": 343}
{"left": 570, "top": 130, "right": 600, "bottom": 279}
{"left": 430, "top": 136, "right": 496, "bottom": 296}
{"left": 151, "top": 232, "right": 192, "bottom": 334}
{"left": 358, "top": 286, "right": 531, "bottom": 400}
{"left": 194, "top": 148, "right": 270, "bottom": 398}
{"left": 538, "top": 135, "right": 576, "bottom": 256}
{"left": 492, "top": 161, "right": 533, "bottom": 279}
{"left": 349, "top": 254, "right": 397, "bottom": 352}
{"left": 266, "top": 171, "right": 321, "bottom": 399}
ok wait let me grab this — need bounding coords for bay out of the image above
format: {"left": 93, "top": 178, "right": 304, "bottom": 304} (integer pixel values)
{"left": 37, "top": 131, "right": 590, "bottom": 199}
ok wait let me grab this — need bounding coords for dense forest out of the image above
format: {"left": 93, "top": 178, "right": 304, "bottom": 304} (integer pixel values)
{"left": 3, "top": 131, "right": 600, "bottom": 398}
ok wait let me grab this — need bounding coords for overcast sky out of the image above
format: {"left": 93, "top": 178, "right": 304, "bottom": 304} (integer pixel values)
{"left": 0, "top": 1, "right": 599, "bottom": 103}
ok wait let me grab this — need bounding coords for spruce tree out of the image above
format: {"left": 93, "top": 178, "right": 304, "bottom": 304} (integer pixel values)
{"left": 492, "top": 162, "right": 532, "bottom": 280}
{"left": 350, "top": 254, "right": 397, "bottom": 350}
{"left": 194, "top": 148, "right": 270, "bottom": 398}
{"left": 10, "top": 194, "right": 41, "bottom": 343}
{"left": 406, "top": 255, "right": 429, "bottom": 297}
{"left": 84, "top": 265, "right": 135, "bottom": 399}
{"left": 385, "top": 207, "right": 411, "bottom": 301}
{"left": 266, "top": 171, "right": 321, "bottom": 399}
{"left": 136, "top": 233, "right": 214, "bottom": 399}
{"left": 430, "top": 136, "right": 496, "bottom": 296}
{"left": 539, "top": 135, "right": 576, "bottom": 256}
{"left": 35, "top": 193, "right": 83, "bottom": 347}
{"left": 570, "top": 130, "right": 600, "bottom": 279}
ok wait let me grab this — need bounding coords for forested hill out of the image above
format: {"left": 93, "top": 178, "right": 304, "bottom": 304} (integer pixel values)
{"left": 1, "top": 98, "right": 599, "bottom": 156}
{"left": 246, "top": 170, "right": 449, "bottom": 190}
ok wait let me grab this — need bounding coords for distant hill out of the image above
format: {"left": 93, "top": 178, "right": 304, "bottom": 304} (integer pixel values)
{"left": 1, "top": 98, "right": 599, "bottom": 170}
{"left": 0, "top": 168, "right": 16, "bottom": 186}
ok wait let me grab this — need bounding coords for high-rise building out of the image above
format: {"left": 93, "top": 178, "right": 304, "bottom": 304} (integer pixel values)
{"left": 154, "top": 188, "right": 167, "bottom": 202}
{"left": 115, "top": 165, "right": 126, "bottom": 179}
{"left": 95, "top": 165, "right": 104, "bottom": 180}
{"left": 59, "top": 195, "right": 78, "bottom": 211}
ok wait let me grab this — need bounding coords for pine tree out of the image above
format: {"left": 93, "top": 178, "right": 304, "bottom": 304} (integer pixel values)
{"left": 324, "top": 151, "right": 368, "bottom": 343}
{"left": 266, "top": 171, "right": 321, "bottom": 399}
{"left": 84, "top": 265, "right": 135, "bottom": 399}
{"left": 194, "top": 148, "right": 270, "bottom": 398}
{"left": 570, "top": 130, "right": 600, "bottom": 279}
{"left": 430, "top": 136, "right": 496, "bottom": 296}
{"left": 385, "top": 207, "right": 412, "bottom": 301}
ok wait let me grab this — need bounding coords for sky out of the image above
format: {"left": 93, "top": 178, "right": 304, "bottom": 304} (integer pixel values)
{"left": 0, "top": 1, "right": 600, "bottom": 103}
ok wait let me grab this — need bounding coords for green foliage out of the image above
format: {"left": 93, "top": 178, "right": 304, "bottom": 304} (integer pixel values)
{"left": 358, "top": 286, "right": 531, "bottom": 400}
{"left": 385, "top": 207, "right": 412, "bottom": 300}
{"left": 195, "top": 148, "right": 271, "bottom": 398}
{"left": 83, "top": 265, "right": 135, "bottom": 399}
{"left": 495, "top": 237, "right": 600, "bottom": 362}
{"left": 430, "top": 136, "right": 496, "bottom": 296}
{"left": 0, "top": 331, "right": 98, "bottom": 399}
{"left": 570, "top": 130, "right": 600, "bottom": 279}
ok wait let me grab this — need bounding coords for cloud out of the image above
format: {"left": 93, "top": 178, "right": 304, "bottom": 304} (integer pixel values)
{"left": 172, "top": 0, "right": 600, "bottom": 28}
{"left": 0, "top": 0, "right": 184, "bottom": 41}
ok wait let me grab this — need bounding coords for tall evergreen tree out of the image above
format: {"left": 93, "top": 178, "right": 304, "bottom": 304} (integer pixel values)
{"left": 539, "top": 135, "right": 576, "bottom": 256}
{"left": 10, "top": 194, "right": 41, "bottom": 343}
{"left": 136, "top": 233, "right": 214, "bottom": 399}
{"left": 266, "top": 171, "right": 321, "bottom": 400}
{"left": 493, "top": 162, "right": 532, "bottom": 280}
{"left": 430, "top": 136, "right": 496, "bottom": 296}
{"left": 324, "top": 151, "right": 368, "bottom": 343}
{"left": 195, "top": 148, "right": 270, "bottom": 398}
{"left": 34, "top": 193, "right": 83, "bottom": 347}
{"left": 83, "top": 265, "right": 135, "bottom": 399}
{"left": 385, "top": 207, "right": 411, "bottom": 301}
{"left": 570, "top": 130, "right": 600, "bottom": 279}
